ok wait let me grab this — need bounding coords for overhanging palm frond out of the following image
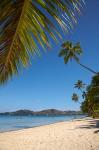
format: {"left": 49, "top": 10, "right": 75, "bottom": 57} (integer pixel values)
{"left": 0, "top": 0, "right": 84, "bottom": 84}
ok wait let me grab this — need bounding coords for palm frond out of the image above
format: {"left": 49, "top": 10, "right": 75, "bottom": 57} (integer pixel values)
{"left": 74, "top": 42, "right": 82, "bottom": 54}
{"left": 74, "top": 80, "right": 86, "bottom": 89}
{"left": 0, "top": 0, "right": 84, "bottom": 84}
{"left": 64, "top": 54, "right": 72, "bottom": 64}
{"left": 58, "top": 49, "right": 67, "bottom": 57}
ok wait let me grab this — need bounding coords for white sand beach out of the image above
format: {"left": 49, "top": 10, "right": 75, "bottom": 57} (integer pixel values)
{"left": 0, "top": 118, "right": 99, "bottom": 150}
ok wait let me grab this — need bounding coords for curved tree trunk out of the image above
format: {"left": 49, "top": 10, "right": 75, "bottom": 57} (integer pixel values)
{"left": 96, "top": 120, "right": 99, "bottom": 128}
{"left": 79, "top": 63, "right": 97, "bottom": 74}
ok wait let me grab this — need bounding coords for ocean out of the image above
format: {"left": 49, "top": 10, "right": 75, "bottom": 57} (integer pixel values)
{"left": 0, "top": 115, "right": 85, "bottom": 132}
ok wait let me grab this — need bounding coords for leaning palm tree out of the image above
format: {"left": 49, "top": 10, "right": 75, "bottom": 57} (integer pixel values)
{"left": 59, "top": 41, "right": 98, "bottom": 74}
{"left": 0, "top": 0, "right": 84, "bottom": 84}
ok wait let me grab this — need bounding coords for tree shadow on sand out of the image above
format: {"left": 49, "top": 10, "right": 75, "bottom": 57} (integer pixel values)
{"left": 76, "top": 119, "right": 99, "bottom": 134}
{"left": 94, "top": 130, "right": 99, "bottom": 134}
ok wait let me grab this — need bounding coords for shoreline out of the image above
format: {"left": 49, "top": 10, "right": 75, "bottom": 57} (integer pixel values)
{"left": 0, "top": 116, "right": 87, "bottom": 133}
{"left": 0, "top": 117, "right": 99, "bottom": 150}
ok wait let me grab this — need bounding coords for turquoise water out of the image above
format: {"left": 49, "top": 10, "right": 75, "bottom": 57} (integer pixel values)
{"left": 0, "top": 115, "right": 85, "bottom": 132}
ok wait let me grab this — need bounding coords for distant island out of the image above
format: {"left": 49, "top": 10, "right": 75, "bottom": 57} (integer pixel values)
{"left": 0, "top": 109, "right": 85, "bottom": 116}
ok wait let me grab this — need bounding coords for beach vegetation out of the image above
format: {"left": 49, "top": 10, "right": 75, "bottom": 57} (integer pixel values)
{"left": 0, "top": 0, "right": 84, "bottom": 84}
{"left": 59, "top": 41, "right": 98, "bottom": 74}
{"left": 81, "top": 74, "right": 99, "bottom": 118}
{"left": 59, "top": 42, "right": 99, "bottom": 118}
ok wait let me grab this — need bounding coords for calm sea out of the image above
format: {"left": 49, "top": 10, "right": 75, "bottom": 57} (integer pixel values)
{"left": 0, "top": 115, "right": 85, "bottom": 132}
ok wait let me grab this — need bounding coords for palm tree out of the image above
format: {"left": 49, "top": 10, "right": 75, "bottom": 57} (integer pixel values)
{"left": 0, "top": 0, "right": 84, "bottom": 84}
{"left": 59, "top": 41, "right": 98, "bottom": 74}
{"left": 74, "top": 80, "right": 86, "bottom": 90}
{"left": 72, "top": 93, "right": 80, "bottom": 103}
{"left": 74, "top": 80, "right": 86, "bottom": 99}
{"left": 81, "top": 74, "right": 99, "bottom": 118}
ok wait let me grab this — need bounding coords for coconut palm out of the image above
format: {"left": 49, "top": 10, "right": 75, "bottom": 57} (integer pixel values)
{"left": 59, "top": 41, "right": 97, "bottom": 74}
{"left": 0, "top": 0, "right": 84, "bottom": 84}
{"left": 74, "top": 80, "right": 86, "bottom": 90}
{"left": 74, "top": 80, "right": 86, "bottom": 99}
{"left": 72, "top": 93, "right": 80, "bottom": 103}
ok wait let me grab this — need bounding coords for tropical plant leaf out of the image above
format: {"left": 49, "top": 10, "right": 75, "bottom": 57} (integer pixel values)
{"left": 59, "top": 41, "right": 84, "bottom": 64}
{"left": 58, "top": 49, "right": 67, "bottom": 57}
{"left": 0, "top": 0, "right": 84, "bottom": 84}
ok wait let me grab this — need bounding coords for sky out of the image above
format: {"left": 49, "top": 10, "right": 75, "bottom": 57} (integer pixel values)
{"left": 0, "top": 0, "right": 99, "bottom": 112}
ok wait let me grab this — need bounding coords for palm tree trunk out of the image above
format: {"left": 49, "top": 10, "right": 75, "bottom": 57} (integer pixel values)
{"left": 96, "top": 120, "right": 99, "bottom": 127}
{"left": 78, "top": 101, "right": 81, "bottom": 104}
{"left": 79, "top": 63, "right": 97, "bottom": 74}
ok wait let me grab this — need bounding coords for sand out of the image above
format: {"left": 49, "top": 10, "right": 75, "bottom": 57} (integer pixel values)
{"left": 0, "top": 117, "right": 99, "bottom": 150}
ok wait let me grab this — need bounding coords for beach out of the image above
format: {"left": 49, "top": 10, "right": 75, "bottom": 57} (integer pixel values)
{"left": 0, "top": 117, "right": 99, "bottom": 150}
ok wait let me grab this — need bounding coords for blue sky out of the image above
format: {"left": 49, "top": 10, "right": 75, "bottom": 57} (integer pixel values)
{"left": 0, "top": 0, "right": 99, "bottom": 112}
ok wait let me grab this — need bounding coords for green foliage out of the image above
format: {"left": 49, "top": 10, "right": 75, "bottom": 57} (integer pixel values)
{"left": 72, "top": 80, "right": 86, "bottom": 104}
{"left": 59, "top": 41, "right": 98, "bottom": 117}
{"left": 59, "top": 41, "right": 98, "bottom": 116}
{"left": 59, "top": 41, "right": 82, "bottom": 64}
{"left": 80, "top": 100, "right": 88, "bottom": 113}
{"left": 81, "top": 74, "right": 99, "bottom": 118}
{"left": 72, "top": 93, "right": 79, "bottom": 102}
{"left": 59, "top": 41, "right": 97, "bottom": 74}
{"left": 0, "top": 0, "right": 84, "bottom": 84}
{"left": 74, "top": 80, "right": 86, "bottom": 90}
